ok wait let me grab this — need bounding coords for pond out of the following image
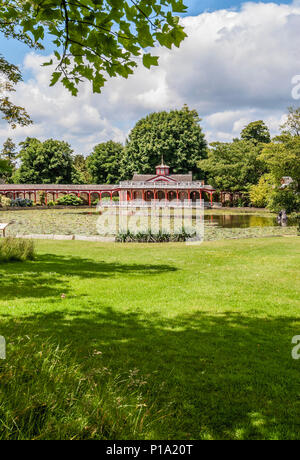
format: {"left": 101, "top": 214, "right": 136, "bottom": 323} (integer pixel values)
{"left": 204, "top": 214, "right": 297, "bottom": 228}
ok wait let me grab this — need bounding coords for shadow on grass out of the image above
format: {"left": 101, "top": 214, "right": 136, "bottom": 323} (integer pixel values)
{"left": 0, "top": 254, "right": 177, "bottom": 300}
{"left": 1, "top": 302, "right": 300, "bottom": 440}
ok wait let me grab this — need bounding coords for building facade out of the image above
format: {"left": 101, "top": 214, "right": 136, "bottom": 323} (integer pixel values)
{"left": 0, "top": 160, "right": 216, "bottom": 206}
{"left": 119, "top": 160, "right": 215, "bottom": 205}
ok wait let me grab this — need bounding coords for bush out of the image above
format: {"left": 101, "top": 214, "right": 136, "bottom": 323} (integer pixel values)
{"left": 249, "top": 175, "right": 274, "bottom": 208}
{"left": 0, "top": 195, "right": 11, "bottom": 208}
{"left": 47, "top": 201, "right": 56, "bottom": 207}
{"left": 93, "top": 196, "right": 119, "bottom": 206}
{"left": 39, "top": 192, "right": 46, "bottom": 205}
{"left": 0, "top": 237, "right": 35, "bottom": 262}
{"left": 56, "top": 194, "right": 83, "bottom": 206}
{"left": 267, "top": 189, "right": 300, "bottom": 214}
{"left": 235, "top": 196, "right": 250, "bottom": 208}
{"left": 10, "top": 198, "right": 33, "bottom": 208}
{"left": 296, "top": 215, "right": 300, "bottom": 235}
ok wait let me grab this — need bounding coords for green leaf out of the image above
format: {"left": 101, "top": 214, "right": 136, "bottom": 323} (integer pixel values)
{"left": 50, "top": 72, "right": 62, "bottom": 87}
{"left": 143, "top": 53, "right": 159, "bottom": 69}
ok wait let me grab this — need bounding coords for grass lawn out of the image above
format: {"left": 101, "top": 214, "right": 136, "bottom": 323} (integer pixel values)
{"left": 0, "top": 237, "right": 300, "bottom": 439}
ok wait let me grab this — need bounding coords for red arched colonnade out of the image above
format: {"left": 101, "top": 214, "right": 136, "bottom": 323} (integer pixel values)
{"left": 0, "top": 184, "right": 119, "bottom": 206}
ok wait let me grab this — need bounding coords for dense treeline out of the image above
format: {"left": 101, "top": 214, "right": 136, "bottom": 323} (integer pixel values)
{"left": 0, "top": 105, "right": 299, "bottom": 212}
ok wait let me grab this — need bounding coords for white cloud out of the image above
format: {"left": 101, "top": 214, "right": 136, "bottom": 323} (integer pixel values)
{"left": 1, "top": 2, "right": 300, "bottom": 154}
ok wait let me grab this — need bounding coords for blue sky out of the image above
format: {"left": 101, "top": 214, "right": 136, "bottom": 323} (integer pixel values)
{"left": 183, "top": 0, "right": 291, "bottom": 14}
{"left": 1, "top": 1, "right": 299, "bottom": 154}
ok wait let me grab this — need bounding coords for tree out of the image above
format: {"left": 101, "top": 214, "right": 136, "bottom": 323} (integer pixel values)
{"left": 0, "top": 158, "right": 11, "bottom": 182}
{"left": 0, "top": 9, "right": 41, "bottom": 127}
{"left": 257, "top": 110, "right": 300, "bottom": 213}
{"left": 1, "top": 138, "right": 17, "bottom": 165}
{"left": 0, "top": 56, "right": 32, "bottom": 127}
{"left": 87, "top": 141, "right": 124, "bottom": 184}
{"left": 249, "top": 174, "right": 274, "bottom": 208}
{"left": 122, "top": 106, "right": 207, "bottom": 179}
{"left": 1, "top": 0, "right": 187, "bottom": 96}
{"left": 260, "top": 134, "right": 300, "bottom": 190}
{"left": 199, "top": 140, "right": 265, "bottom": 192}
{"left": 0, "top": 137, "right": 17, "bottom": 182}
{"left": 241, "top": 120, "right": 271, "bottom": 145}
{"left": 18, "top": 137, "right": 74, "bottom": 184}
{"left": 72, "top": 154, "right": 92, "bottom": 184}
{"left": 280, "top": 106, "right": 300, "bottom": 136}
{"left": 267, "top": 188, "right": 300, "bottom": 213}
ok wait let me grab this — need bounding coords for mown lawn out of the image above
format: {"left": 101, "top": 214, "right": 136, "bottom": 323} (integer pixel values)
{"left": 0, "top": 237, "right": 300, "bottom": 439}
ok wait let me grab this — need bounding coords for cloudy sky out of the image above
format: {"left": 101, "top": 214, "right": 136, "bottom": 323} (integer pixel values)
{"left": 1, "top": 0, "right": 300, "bottom": 155}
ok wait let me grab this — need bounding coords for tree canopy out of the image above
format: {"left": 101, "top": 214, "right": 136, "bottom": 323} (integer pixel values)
{"left": 0, "top": 56, "right": 32, "bottom": 127}
{"left": 250, "top": 109, "right": 300, "bottom": 212}
{"left": 260, "top": 134, "right": 300, "bottom": 190}
{"left": 0, "top": 158, "right": 11, "bottom": 181}
{"left": 18, "top": 137, "right": 74, "bottom": 184}
{"left": 87, "top": 140, "right": 124, "bottom": 184}
{"left": 122, "top": 105, "right": 207, "bottom": 179}
{"left": 280, "top": 106, "right": 300, "bottom": 136}
{"left": 0, "top": 137, "right": 17, "bottom": 182}
{"left": 1, "top": 137, "right": 17, "bottom": 164}
{"left": 241, "top": 120, "right": 271, "bottom": 145}
{"left": 72, "top": 154, "right": 92, "bottom": 184}
{"left": 199, "top": 140, "right": 266, "bottom": 192}
{"left": 0, "top": 0, "right": 187, "bottom": 96}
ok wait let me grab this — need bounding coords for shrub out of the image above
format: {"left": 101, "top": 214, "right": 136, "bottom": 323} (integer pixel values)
{"left": 56, "top": 194, "right": 83, "bottom": 206}
{"left": 47, "top": 201, "right": 56, "bottom": 207}
{"left": 236, "top": 196, "right": 250, "bottom": 208}
{"left": 115, "top": 229, "right": 195, "bottom": 243}
{"left": 39, "top": 192, "right": 46, "bottom": 205}
{"left": 92, "top": 196, "right": 119, "bottom": 206}
{"left": 10, "top": 198, "right": 33, "bottom": 208}
{"left": 267, "top": 189, "right": 300, "bottom": 214}
{"left": 249, "top": 175, "right": 274, "bottom": 208}
{"left": 0, "top": 238, "right": 35, "bottom": 262}
{"left": 0, "top": 195, "right": 11, "bottom": 208}
{"left": 297, "top": 215, "right": 300, "bottom": 236}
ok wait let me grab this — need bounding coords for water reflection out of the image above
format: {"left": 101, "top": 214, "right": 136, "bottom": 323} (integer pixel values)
{"left": 204, "top": 214, "right": 296, "bottom": 228}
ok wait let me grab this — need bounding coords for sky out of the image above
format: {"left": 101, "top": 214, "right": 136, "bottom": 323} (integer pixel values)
{"left": 1, "top": 0, "right": 300, "bottom": 155}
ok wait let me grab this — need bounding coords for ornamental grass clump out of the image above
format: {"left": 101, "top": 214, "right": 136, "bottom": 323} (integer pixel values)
{"left": 0, "top": 237, "right": 35, "bottom": 262}
{"left": 115, "top": 229, "right": 196, "bottom": 243}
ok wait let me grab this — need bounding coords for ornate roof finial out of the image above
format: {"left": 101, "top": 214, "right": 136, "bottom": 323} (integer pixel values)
{"left": 156, "top": 155, "right": 169, "bottom": 169}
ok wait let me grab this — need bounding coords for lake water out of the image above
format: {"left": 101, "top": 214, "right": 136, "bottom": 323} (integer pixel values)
{"left": 204, "top": 214, "right": 296, "bottom": 228}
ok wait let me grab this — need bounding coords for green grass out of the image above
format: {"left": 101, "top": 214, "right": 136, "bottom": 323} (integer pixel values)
{"left": 0, "top": 237, "right": 300, "bottom": 439}
{"left": 0, "top": 237, "right": 35, "bottom": 262}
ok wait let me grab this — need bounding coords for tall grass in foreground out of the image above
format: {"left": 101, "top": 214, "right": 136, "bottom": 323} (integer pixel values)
{"left": 0, "top": 238, "right": 35, "bottom": 262}
{"left": 0, "top": 338, "right": 166, "bottom": 440}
